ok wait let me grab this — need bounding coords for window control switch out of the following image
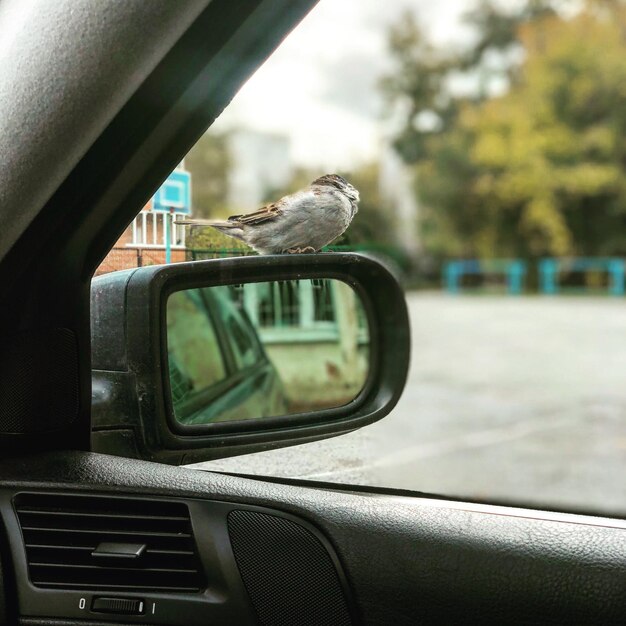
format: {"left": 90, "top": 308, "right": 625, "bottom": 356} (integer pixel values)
{"left": 92, "top": 596, "right": 144, "bottom": 614}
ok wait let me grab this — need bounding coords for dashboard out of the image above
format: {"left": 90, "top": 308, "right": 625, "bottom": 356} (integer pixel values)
{"left": 4, "top": 450, "right": 626, "bottom": 626}
{"left": 0, "top": 458, "right": 355, "bottom": 625}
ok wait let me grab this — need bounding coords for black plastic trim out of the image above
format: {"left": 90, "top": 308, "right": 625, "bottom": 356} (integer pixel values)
{"left": 3, "top": 489, "right": 356, "bottom": 626}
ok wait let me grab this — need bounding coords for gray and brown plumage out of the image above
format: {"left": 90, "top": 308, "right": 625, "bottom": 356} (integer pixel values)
{"left": 176, "top": 174, "right": 360, "bottom": 254}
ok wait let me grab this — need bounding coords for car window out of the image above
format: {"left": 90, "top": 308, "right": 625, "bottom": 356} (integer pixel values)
{"left": 211, "top": 286, "right": 264, "bottom": 371}
{"left": 167, "top": 289, "right": 227, "bottom": 404}
{"left": 96, "top": 0, "right": 626, "bottom": 518}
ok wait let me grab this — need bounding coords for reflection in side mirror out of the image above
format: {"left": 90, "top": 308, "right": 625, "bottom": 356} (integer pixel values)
{"left": 166, "top": 279, "right": 370, "bottom": 426}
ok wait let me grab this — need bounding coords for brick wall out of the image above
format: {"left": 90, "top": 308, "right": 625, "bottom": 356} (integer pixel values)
{"left": 95, "top": 225, "right": 187, "bottom": 276}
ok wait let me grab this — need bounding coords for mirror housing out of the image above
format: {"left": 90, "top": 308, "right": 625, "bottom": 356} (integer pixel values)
{"left": 90, "top": 253, "right": 410, "bottom": 464}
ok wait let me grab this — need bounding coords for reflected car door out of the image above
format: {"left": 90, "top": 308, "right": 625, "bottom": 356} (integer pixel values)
{"left": 168, "top": 286, "right": 288, "bottom": 425}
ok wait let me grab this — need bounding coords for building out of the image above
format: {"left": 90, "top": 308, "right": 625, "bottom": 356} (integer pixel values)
{"left": 96, "top": 164, "right": 192, "bottom": 275}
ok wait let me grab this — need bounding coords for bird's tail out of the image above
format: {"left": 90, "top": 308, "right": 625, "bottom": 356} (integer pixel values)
{"left": 174, "top": 218, "right": 245, "bottom": 241}
{"left": 174, "top": 217, "right": 236, "bottom": 228}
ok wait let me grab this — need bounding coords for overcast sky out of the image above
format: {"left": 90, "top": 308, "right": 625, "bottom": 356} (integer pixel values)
{"left": 214, "top": 0, "right": 476, "bottom": 170}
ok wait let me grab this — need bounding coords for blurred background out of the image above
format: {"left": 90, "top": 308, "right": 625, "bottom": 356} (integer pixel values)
{"left": 98, "top": 0, "right": 626, "bottom": 516}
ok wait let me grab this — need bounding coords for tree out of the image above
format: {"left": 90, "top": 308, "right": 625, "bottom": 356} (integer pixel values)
{"left": 457, "top": 3, "right": 626, "bottom": 257}
{"left": 335, "top": 163, "right": 396, "bottom": 246}
{"left": 382, "top": 2, "right": 549, "bottom": 165}
{"left": 380, "top": 11, "right": 459, "bottom": 164}
{"left": 184, "top": 131, "right": 230, "bottom": 219}
{"left": 384, "top": 1, "right": 626, "bottom": 259}
{"left": 462, "top": 0, "right": 555, "bottom": 70}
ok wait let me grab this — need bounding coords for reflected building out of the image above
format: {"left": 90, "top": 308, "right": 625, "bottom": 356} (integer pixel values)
{"left": 230, "top": 280, "right": 369, "bottom": 408}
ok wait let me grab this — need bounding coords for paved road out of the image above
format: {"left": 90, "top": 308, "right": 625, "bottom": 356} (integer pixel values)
{"left": 192, "top": 293, "right": 626, "bottom": 516}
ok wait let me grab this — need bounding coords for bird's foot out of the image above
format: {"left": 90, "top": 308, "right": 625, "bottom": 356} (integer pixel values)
{"left": 285, "top": 246, "right": 317, "bottom": 254}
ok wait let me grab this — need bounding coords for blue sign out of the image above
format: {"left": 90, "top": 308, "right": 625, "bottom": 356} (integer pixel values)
{"left": 153, "top": 169, "right": 191, "bottom": 214}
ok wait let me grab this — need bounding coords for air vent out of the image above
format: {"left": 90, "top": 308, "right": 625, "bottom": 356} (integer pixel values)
{"left": 14, "top": 493, "right": 205, "bottom": 593}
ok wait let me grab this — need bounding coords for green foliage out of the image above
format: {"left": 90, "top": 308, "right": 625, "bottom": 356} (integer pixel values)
{"left": 384, "top": 0, "right": 626, "bottom": 258}
{"left": 184, "top": 131, "right": 230, "bottom": 219}
{"left": 336, "top": 163, "right": 396, "bottom": 246}
{"left": 187, "top": 226, "right": 251, "bottom": 253}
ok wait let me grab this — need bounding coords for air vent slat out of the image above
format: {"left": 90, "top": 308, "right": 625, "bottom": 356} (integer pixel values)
{"left": 20, "top": 526, "right": 191, "bottom": 538}
{"left": 15, "top": 494, "right": 205, "bottom": 593}
{"left": 25, "top": 544, "right": 93, "bottom": 551}
{"left": 30, "top": 562, "right": 197, "bottom": 574}
{"left": 18, "top": 509, "right": 188, "bottom": 523}
{"left": 35, "top": 582, "right": 200, "bottom": 592}
{"left": 26, "top": 544, "right": 194, "bottom": 556}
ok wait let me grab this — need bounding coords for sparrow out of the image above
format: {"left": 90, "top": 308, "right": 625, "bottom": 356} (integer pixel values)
{"left": 176, "top": 174, "right": 360, "bottom": 254}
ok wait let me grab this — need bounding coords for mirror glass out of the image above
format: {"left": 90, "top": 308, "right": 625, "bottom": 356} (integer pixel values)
{"left": 166, "top": 279, "right": 370, "bottom": 426}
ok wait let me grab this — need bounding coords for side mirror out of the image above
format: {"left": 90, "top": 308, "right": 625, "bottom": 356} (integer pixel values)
{"left": 90, "top": 253, "right": 410, "bottom": 464}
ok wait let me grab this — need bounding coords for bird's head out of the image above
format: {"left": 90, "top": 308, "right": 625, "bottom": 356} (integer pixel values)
{"left": 313, "top": 174, "right": 360, "bottom": 204}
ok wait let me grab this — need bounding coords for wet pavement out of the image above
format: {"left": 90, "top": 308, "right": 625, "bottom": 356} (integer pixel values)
{"left": 191, "top": 293, "right": 626, "bottom": 517}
